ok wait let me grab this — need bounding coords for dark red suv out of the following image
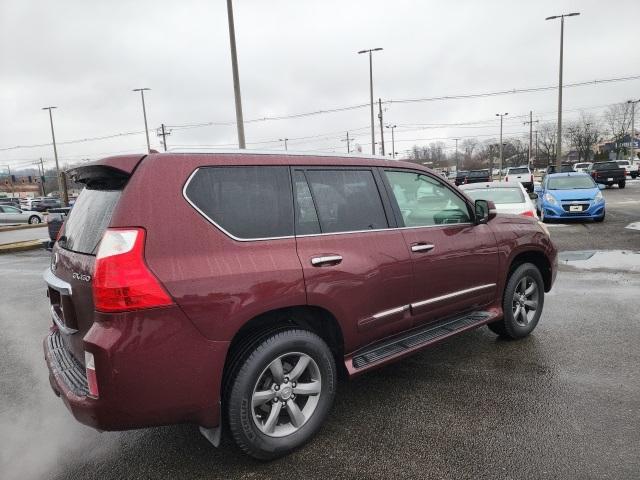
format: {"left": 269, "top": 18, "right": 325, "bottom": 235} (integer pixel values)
{"left": 43, "top": 152, "right": 557, "bottom": 459}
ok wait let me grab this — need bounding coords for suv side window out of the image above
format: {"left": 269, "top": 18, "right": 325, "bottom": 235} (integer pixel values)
{"left": 185, "top": 166, "right": 294, "bottom": 239}
{"left": 384, "top": 170, "right": 471, "bottom": 227}
{"left": 293, "top": 170, "right": 321, "bottom": 235}
{"left": 304, "top": 169, "right": 388, "bottom": 234}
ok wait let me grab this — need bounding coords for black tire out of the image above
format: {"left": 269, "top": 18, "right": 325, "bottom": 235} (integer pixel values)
{"left": 28, "top": 215, "right": 41, "bottom": 225}
{"left": 618, "top": 181, "right": 625, "bottom": 189}
{"left": 594, "top": 210, "right": 605, "bottom": 223}
{"left": 226, "top": 329, "right": 336, "bottom": 460}
{"left": 488, "top": 263, "right": 545, "bottom": 339}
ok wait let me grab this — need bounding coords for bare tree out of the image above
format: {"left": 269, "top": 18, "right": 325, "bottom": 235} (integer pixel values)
{"left": 603, "top": 102, "right": 632, "bottom": 158}
{"left": 461, "top": 138, "right": 479, "bottom": 164}
{"left": 538, "top": 122, "right": 557, "bottom": 165}
{"left": 565, "top": 112, "right": 602, "bottom": 162}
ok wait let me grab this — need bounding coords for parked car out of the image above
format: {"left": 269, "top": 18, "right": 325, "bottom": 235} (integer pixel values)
{"left": 43, "top": 152, "right": 557, "bottom": 459}
{"left": 573, "top": 162, "right": 592, "bottom": 173}
{"left": 31, "top": 198, "right": 62, "bottom": 212}
{"left": 616, "top": 160, "right": 638, "bottom": 179}
{"left": 0, "top": 204, "right": 45, "bottom": 224}
{"left": 588, "top": 161, "right": 626, "bottom": 188}
{"left": 454, "top": 170, "right": 469, "bottom": 186}
{"left": 46, "top": 207, "right": 72, "bottom": 244}
{"left": 460, "top": 181, "right": 537, "bottom": 218}
{"left": 505, "top": 166, "right": 534, "bottom": 192}
{"left": 535, "top": 172, "right": 605, "bottom": 223}
{"left": 465, "top": 169, "right": 492, "bottom": 184}
{"left": 0, "top": 198, "right": 21, "bottom": 207}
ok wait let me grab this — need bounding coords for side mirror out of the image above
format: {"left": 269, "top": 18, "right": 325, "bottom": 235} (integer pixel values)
{"left": 475, "top": 199, "right": 496, "bottom": 224}
{"left": 598, "top": 184, "right": 606, "bottom": 190}
{"left": 528, "top": 192, "right": 538, "bottom": 200}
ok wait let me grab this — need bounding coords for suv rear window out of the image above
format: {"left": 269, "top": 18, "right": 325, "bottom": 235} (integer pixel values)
{"left": 468, "top": 170, "right": 489, "bottom": 177}
{"left": 508, "top": 167, "right": 529, "bottom": 174}
{"left": 185, "top": 166, "right": 294, "bottom": 239}
{"left": 60, "top": 189, "right": 121, "bottom": 254}
{"left": 592, "top": 162, "right": 620, "bottom": 170}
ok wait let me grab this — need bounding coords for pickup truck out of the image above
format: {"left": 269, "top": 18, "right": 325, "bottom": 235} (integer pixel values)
{"left": 589, "top": 161, "right": 626, "bottom": 188}
{"left": 616, "top": 160, "right": 638, "bottom": 179}
{"left": 454, "top": 170, "right": 469, "bottom": 186}
{"left": 465, "top": 169, "right": 492, "bottom": 184}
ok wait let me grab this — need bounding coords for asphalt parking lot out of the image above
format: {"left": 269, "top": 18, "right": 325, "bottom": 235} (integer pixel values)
{"left": 1, "top": 181, "right": 639, "bottom": 480}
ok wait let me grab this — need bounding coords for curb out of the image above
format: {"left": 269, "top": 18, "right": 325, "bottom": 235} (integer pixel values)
{"left": 0, "top": 239, "right": 48, "bottom": 254}
{"left": 0, "top": 223, "right": 48, "bottom": 233}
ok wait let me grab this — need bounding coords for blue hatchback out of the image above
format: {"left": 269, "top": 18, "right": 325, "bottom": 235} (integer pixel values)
{"left": 535, "top": 172, "right": 606, "bottom": 222}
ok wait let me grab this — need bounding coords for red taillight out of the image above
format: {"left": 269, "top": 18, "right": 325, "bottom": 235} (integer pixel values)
{"left": 520, "top": 210, "right": 535, "bottom": 217}
{"left": 530, "top": 174, "right": 534, "bottom": 183}
{"left": 85, "top": 351, "right": 99, "bottom": 398}
{"left": 93, "top": 228, "right": 173, "bottom": 312}
{"left": 505, "top": 176, "right": 509, "bottom": 182}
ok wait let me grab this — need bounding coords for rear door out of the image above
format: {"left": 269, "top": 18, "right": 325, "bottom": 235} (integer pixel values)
{"left": 381, "top": 169, "right": 499, "bottom": 326}
{"left": 293, "top": 167, "right": 413, "bottom": 352}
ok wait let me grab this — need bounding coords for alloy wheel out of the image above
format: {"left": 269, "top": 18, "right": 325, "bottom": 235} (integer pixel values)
{"left": 512, "top": 276, "right": 539, "bottom": 326}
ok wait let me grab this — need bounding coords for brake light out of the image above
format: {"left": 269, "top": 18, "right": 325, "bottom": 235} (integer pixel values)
{"left": 85, "top": 351, "right": 99, "bottom": 398}
{"left": 520, "top": 210, "right": 535, "bottom": 217}
{"left": 93, "top": 228, "right": 173, "bottom": 312}
{"left": 530, "top": 174, "right": 534, "bottom": 183}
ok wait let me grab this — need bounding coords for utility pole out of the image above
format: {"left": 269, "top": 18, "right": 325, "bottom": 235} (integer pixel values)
{"left": 496, "top": 112, "right": 508, "bottom": 180}
{"left": 358, "top": 47, "right": 383, "bottom": 155}
{"left": 386, "top": 124, "right": 397, "bottom": 159}
{"left": 523, "top": 111, "right": 539, "bottom": 168}
{"left": 341, "top": 132, "right": 352, "bottom": 153}
{"left": 226, "top": 0, "right": 246, "bottom": 149}
{"left": 42, "top": 106, "right": 69, "bottom": 206}
{"left": 279, "top": 138, "right": 289, "bottom": 151}
{"left": 35, "top": 158, "right": 46, "bottom": 196}
{"left": 378, "top": 98, "right": 385, "bottom": 156}
{"left": 453, "top": 138, "right": 460, "bottom": 172}
{"left": 546, "top": 12, "right": 580, "bottom": 170}
{"left": 132, "top": 88, "right": 152, "bottom": 153}
{"left": 628, "top": 99, "right": 639, "bottom": 162}
{"left": 158, "top": 123, "right": 170, "bottom": 151}
{"left": 535, "top": 130, "right": 539, "bottom": 167}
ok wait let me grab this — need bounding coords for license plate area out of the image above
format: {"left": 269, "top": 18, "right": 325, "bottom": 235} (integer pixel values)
{"left": 607, "top": 177, "right": 613, "bottom": 181}
{"left": 48, "top": 286, "right": 78, "bottom": 332}
{"left": 569, "top": 205, "right": 583, "bottom": 212}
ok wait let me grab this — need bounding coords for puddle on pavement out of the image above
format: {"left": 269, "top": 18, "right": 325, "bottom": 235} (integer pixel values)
{"left": 558, "top": 250, "right": 640, "bottom": 273}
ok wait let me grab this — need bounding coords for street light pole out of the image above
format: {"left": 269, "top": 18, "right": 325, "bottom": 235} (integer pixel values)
{"left": 453, "top": 138, "right": 460, "bottom": 172}
{"left": 132, "top": 88, "right": 151, "bottom": 153}
{"left": 226, "top": 0, "right": 246, "bottom": 149}
{"left": 358, "top": 47, "right": 383, "bottom": 155}
{"left": 42, "top": 106, "right": 69, "bottom": 206}
{"left": 628, "top": 100, "right": 639, "bottom": 162}
{"left": 386, "top": 124, "right": 397, "bottom": 159}
{"left": 546, "top": 12, "right": 580, "bottom": 171}
{"left": 279, "top": 138, "right": 289, "bottom": 151}
{"left": 496, "top": 113, "right": 508, "bottom": 180}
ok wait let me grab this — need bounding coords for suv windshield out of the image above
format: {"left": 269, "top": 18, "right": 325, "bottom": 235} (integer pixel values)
{"left": 464, "top": 187, "right": 524, "bottom": 204}
{"left": 548, "top": 176, "right": 596, "bottom": 190}
{"left": 508, "top": 167, "right": 529, "bottom": 174}
{"left": 592, "top": 162, "right": 619, "bottom": 170}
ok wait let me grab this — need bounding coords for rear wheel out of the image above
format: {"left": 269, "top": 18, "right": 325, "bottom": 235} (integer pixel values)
{"left": 488, "top": 263, "right": 544, "bottom": 339}
{"left": 618, "top": 180, "right": 625, "bottom": 189}
{"left": 226, "top": 329, "right": 336, "bottom": 460}
{"left": 28, "top": 215, "right": 41, "bottom": 224}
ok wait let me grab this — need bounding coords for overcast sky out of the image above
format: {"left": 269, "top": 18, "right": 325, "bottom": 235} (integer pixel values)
{"left": 1, "top": 0, "right": 639, "bottom": 171}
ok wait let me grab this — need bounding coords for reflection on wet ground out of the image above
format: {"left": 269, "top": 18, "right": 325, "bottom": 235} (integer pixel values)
{"left": 558, "top": 250, "right": 640, "bottom": 273}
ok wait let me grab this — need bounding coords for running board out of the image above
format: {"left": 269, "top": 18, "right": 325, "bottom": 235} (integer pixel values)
{"left": 349, "top": 310, "right": 497, "bottom": 371}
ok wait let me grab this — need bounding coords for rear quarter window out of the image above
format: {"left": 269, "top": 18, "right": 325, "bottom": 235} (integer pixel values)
{"left": 184, "top": 166, "right": 294, "bottom": 240}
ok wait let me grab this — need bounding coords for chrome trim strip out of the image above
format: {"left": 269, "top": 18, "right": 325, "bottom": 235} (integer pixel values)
{"left": 372, "top": 304, "right": 409, "bottom": 320}
{"left": 51, "top": 305, "right": 78, "bottom": 335}
{"left": 310, "top": 255, "right": 343, "bottom": 266}
{"left": 411, "top": 244, "right": 435, "bottom": 252}
{"left": 411, "top": 283, "right": 496, "bottom": 309}
{"left": 43, "top": 268, "right": 72, "bottom": 295}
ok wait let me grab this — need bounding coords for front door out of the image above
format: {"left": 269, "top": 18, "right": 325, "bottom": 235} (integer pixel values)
{"left": 381, "top": 169, "right": 500, "bottom": 325}
{"left": 292, "top": 167, "right": 414, "bottom": 352}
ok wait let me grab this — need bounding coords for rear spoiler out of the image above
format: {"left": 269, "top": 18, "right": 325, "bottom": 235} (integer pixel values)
{"left": 67, "top": 154, "right": 147, "bottom": 189}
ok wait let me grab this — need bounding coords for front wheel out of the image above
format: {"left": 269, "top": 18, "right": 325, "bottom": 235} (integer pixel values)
{"left": 226, "top": 329, "right": 336, "bottom": 460}
{"left": 594, "top": 210, "right": 605, "bottom": 223}
{"left": 488, "top": 263, "right": 545, "bottom": 339}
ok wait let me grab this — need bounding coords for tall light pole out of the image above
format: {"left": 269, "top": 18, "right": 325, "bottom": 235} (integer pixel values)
{"left": 524, "top": 111, "right": 539, "bottom": 168}
{"left": 628, "top": 99, "right": 639, "bottom": 162}
{"left": 279, "top": 138, "right": 289, "bottom": 151}
{"left": 546, "top": 12, "right": 580, "bottom": 170}
{"left": 42, "top": 106, "right": 69, "bottom": 206}
{"left": 496, "top": 113, "right": 508, "bottom": 180}
{"left": 453, "top": 138, "right": 460, "bottom": 172}
{"left": 226, "top": 0, "right": 246, "bottom": 149}
{"left": 132, "top": 88, "right": 152, "bottom": 153}
{"left": 358, "top": 47, "right": 383, "bottom": 155}
{"left": 386, "top": 124, "right": 397, "bottom": 159}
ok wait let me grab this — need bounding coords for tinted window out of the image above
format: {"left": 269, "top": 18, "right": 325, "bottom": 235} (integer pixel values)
{"left": 293, "top": 171, "right": 321, "bottom": 235}
{"left": 548, "top": 176, "right": 596, "bottom": 190}
{"left": 186, "top": 166, "right": 294, "bottom": 239}
{"left": 385, "top": 170, "right": 471, "bottom": 226}
{"left": 469, "top": 170, "right": 490, "bottom": 177}
{"left": 61, "top": 188, "right": 121, "bottom": 254}
{"left": 509, "top": 167, "right": 530, "bottom": 174}
{"left": 305, "top": 169, "right": 387, "bottom": 233}
{"left": 464, "top": 187, "right": 525, "bottom": 204}
{"left": 592, "top": 162, "right": 619, "bottom": 171}
{"left": 1, "top": 206, "right": 21, "bottom": 213}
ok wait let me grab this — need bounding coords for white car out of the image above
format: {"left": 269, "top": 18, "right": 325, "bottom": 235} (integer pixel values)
{"left": 616, "top": 160, "right": 638, "bottom": 179}
{"left": 0, "top": 204, "right": 45, "bottom": 224}
{"left": 459, "top": 181, "right": 538, "bottom": 218}
{"left": 573, "top": 162, "right": 592, "bottom": 173}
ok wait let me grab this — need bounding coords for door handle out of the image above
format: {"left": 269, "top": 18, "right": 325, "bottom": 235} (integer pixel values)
{"left": 411, "top": 243, "right": 435, "bottom": 253}
{"left": 311, "top": 255, "right": 343, "bottom": 266}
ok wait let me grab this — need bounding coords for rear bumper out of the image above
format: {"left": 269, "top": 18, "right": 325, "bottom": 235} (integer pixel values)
{"left": 44, "top": 306, "right": 229, "bottom": 431}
